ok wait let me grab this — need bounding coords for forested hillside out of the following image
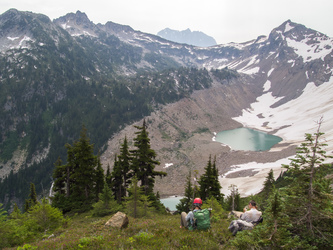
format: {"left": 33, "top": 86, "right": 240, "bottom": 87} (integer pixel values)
{"left": 0, "top": 61, "right": 232, "bottom": 209}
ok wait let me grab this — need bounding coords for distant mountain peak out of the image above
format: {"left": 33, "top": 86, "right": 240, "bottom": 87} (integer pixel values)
{"left": 54, "top": 10, "right": 98, "bottom": 37}
{"left": 55, "top": 10, "right": 91, "bottom": 25}
{"left": 0, "top": 9, "right": 55, "bottom": 51}
{"left": 157, "top": 28, "right": 217, "bottom": 47}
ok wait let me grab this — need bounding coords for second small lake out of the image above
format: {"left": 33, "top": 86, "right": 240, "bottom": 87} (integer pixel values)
{"left": 215, "top": 127, "right": 282, "bottom": 151}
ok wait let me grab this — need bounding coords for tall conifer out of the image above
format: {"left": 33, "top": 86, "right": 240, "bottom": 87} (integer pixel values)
{"left": 176, "top": 170, "right": 194, "bottom": 213}
{"left": 198, "top": 155, "right": 213, "bottom": 201}
{"left": 211, "top": 156, "right": 223, "bottom": 202}
{"left": 226, "top": 184, "right": 240, "bottom": 211}
{"left": 130, "top": 120, "right": 166, "bottom": 196}
{"left": 199, "top": 155, "right": 223, "bottom": 202}
{"left": 282, "top": 119, "right": 333, "bottom": 247}
{"left": 95, "top": 156, "right": 105, "bottom": 200}
{"left": 118, "top": 136, "right": 132, "bottom": 196}
{"left": 105, "top": 164, "right": 111, "bottom": 187}
{"left": 110, "top": 155, "right": 124, "bottom": 203}
{"left": 52, "top": 125, "right": 101, "bottom": 212}
{"left": 125, "top": 176, "right": 151, "bottom": 218}
{"left": 260, "top": 169, "right": 275, "bottom": 210}
{"left": 24, "top": 182, "right": 38, "bottom": 212}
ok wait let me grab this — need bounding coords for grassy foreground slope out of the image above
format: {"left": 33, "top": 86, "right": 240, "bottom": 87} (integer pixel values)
{"left": 15, "top": 212, "right": 233, "bottom": 249}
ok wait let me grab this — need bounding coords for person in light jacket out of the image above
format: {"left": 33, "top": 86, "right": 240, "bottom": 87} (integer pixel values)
{"left": 228, "top": 200, "right": 262, "bottom": 235}
{"left": 240, "top": 200, "right": 262, "bottom": 222}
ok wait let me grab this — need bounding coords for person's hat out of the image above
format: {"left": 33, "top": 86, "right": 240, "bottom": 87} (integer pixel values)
{"left": 193, "top": 197, "right": 202, "bottom": 206}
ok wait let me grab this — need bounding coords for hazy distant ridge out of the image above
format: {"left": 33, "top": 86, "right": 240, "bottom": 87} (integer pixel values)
{"left": 157, "top": 28, "right": 217, "bottom": 47}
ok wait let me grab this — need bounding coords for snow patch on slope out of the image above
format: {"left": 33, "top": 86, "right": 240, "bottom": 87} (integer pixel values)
{"left": 267, "top": 68, "right": 274, "bottom": 77}
{"left": 263, "top": 80, "right": 271, "bottom": 92}
{"left": 286, "top": 36, "right": 333, "bottom": 63}
{"left": 234, "top": 79, "right": 333, "bottom": 149}
{"left": 220, "top": 158, "right": 290, "bottom": 197}
{"left": 223, "top": 77, "right": 333, "bottom": 196}
{"left": 284, "top": 22, "right": 294, "bottom": 33}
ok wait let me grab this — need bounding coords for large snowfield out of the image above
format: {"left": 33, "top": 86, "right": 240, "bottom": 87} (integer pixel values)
{"left": 220, "top": 76, "right": 333, "bottom": 197}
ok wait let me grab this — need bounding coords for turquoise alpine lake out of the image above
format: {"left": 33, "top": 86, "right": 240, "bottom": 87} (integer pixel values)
{"left": 160, "top": 196, "right": 183, "bottom": 211}
{"left": 215, "top": 127, "right": 282, "bottom": 151}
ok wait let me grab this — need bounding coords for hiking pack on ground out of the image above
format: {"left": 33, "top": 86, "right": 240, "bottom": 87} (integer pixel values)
{"left": 189, "top": 208, "right": 211, "bottom": 230}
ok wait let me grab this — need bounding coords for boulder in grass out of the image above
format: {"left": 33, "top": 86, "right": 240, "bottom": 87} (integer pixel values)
{"left": 105, "top": 211, "right": 129, "bottom": 229}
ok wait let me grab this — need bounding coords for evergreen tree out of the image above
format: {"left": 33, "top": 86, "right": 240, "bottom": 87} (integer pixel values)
{"left": 225, "top": 184, "right": 240, "bottom": 211}
{"left": 105, "top": 164, "right": 111, "bottom": 187}
{"left": 94, "top": 156, "right": 105, "bottom": 201}
{"left": 24, "top": 183, "right": 38, "bottom": 212}
{"left": 263, "top": 187, "right": 301, "bottom": 247}
{"left": 198, "top": 155, "right": 213, "bottom": 201}
{"left": 176, "top": 170, "right": 194, "bottom": 213}
{"left": 211, "top": 156, "right": 223, "bottom": 203}
{"left": 29, "top": 198, "right": 64, "bottom": 232}
{"left": 261, "top": 169, "right": 275, "bottom": 195}
{"left": 110, "top": 136, "right": 132, "bottom": 203}
{"left": 118, "top": 136, "right": 132, "bottom": 191}
{"left": 69, "top": 126, "right": 98, "bottom": 205}
{"left": 92, "top": 182, "right": 121, "bottom": 217}
{"left": 0, "top": 203, "right": 12, "bottom": 248}
{"left": 198, "top": 155, "right": 223, "bottom": 202}
{"left": 9, "top": 203, "right": 22, "bottom": 220}
{"left": 283, "top": 119, "right": 333, "bottom": 247}
{"left": 149, "top": 191, "right": 166, "bottom": 213}
{"left": 130, "top": 120, "right": 167, "bottom": 196}
{"left": 52, "top": 155, "right": 74, "bottom": 212}
{"left": 193, "top": 170, "right": 200, "bottom": 198}
{"left": 110, "top": 155, "right": 124, "bottom": 203}
{"left": 125, "top": 176, "right": 151, "bottom": 218}
{"left": 259, "top": 169, "right": 275, "bottom": 210}
{"left": 52, "top": 125, "right": 101, "bottom": 212}
{"left": 53, "top": 156, "right": 73, "bottom": 198}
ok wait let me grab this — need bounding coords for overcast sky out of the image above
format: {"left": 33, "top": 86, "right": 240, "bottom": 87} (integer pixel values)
{"left": 1, "top": 0, "right": 332, "bottom": 44}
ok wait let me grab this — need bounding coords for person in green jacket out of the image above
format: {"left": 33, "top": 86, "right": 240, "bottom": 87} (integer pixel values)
{"left": 180, "top": 198, "right": 202, "bottom": 229}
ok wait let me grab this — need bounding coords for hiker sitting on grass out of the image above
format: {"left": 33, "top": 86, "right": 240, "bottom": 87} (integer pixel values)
{"left": 228, "top": 200, "right": 262, "bottom": 236}
{"left": 180, "top": 198, "right": 210, "bottom": 230}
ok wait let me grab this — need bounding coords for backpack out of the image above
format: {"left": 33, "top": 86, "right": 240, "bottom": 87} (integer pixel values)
{"left": 189, "top": 209, "right": 211, "bottom": 230}
{"left": 252, "top": 216, "right": 263, "bottom": 226}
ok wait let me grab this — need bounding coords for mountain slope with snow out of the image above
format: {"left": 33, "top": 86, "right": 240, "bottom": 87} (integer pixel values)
{"left": 0, "top": 9, "right": 332, "bottom": 199}
{"left": 221, "top": 77, "right": 333, "bottom": 197}
{"left": 216, "top": 21, "right": 333, "bottom": 196}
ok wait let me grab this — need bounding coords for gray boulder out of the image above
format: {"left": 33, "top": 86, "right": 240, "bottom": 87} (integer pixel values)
{"left": 105, "top": 211, "right": 129, "bottom": 229}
